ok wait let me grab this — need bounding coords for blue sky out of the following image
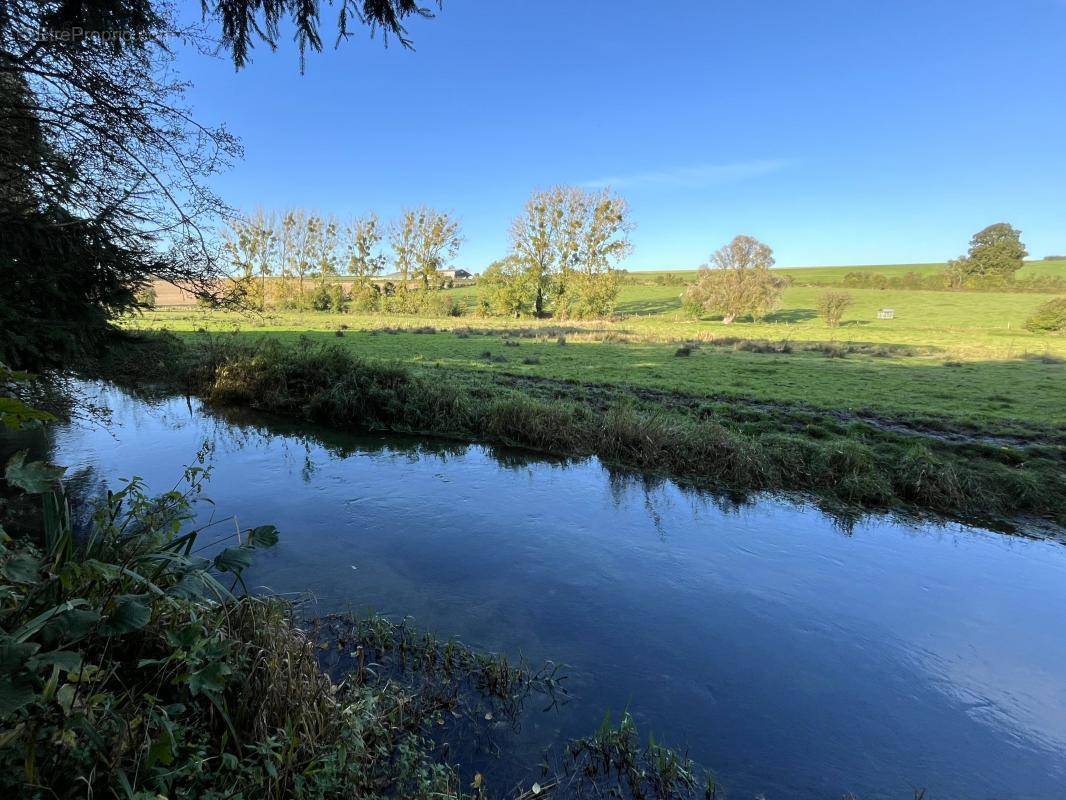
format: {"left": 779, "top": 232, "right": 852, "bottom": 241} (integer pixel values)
{"left": 176, "top": 0, "right": 1066, "bottom": 269}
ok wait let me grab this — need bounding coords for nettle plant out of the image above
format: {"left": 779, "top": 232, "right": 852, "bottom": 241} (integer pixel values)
{"left": 0, "top": 376, "right": 281, "bottom": 796}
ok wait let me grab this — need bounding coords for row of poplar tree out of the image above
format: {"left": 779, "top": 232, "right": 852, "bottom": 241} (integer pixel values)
{"left": 222, "top": 186, "right": 634, "bottom": 318}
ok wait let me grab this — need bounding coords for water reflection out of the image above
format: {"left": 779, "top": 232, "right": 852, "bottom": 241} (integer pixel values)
{"left": 13, "top": 382, "right": 1066, "bottom": 800}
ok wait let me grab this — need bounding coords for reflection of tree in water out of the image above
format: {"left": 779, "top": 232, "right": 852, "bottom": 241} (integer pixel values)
{"left": 605, "top": 468, "right": 754, "bottom": 541}
{"left": 149, "top": 396, "right": 895, "bottom": 539}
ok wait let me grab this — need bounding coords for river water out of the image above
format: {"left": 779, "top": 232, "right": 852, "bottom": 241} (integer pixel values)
{"left": 25, "top": 383, "right": 1066, "bottom": 799}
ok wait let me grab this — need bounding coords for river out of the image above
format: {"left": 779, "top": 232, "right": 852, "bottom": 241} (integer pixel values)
{"left": 24, "top": 382, "right": 1066, "bottom": 799}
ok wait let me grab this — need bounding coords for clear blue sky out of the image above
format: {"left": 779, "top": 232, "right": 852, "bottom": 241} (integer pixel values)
{"left": 176, "top": 0, "right": 1066, "bottom": 270}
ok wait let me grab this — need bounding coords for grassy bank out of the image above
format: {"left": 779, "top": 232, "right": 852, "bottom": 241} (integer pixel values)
{"left": 95, "top": 332, "right": 1066, "bottom": 529}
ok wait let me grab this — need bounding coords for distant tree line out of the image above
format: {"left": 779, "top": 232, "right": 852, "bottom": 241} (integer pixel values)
{"left": 221, "top": 207, "right": 464, "bottom": 315}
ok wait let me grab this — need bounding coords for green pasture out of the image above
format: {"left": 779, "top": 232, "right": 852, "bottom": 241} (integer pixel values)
{"left": 131, "top": 261, "right": 1066, "bottom": 431}
{"left": 626, "top": 258, "right": 1066, "bottom": 285}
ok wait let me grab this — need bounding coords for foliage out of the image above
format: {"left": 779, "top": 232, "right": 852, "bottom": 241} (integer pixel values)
{"left": 0, "top": 207, "right": 144, "bottom": 369}
{"left": 816, "top": 291, "right": 853, "bottom": 327}
{"left": 0, "top": 3, "right": 244, "bottom": 368}
{"left": 479, "top": 255, "right": 536, "bottom": 317}
{"left": 209, "top": 0, "right": 444, "bottom": 68}
{"left": 946, "top": 223, "right": 1028, "bottom": 288}
{"left": 135, "top": 284, "right": 158, "bottom": 310}
{"left": 499, "top": 186, "right": 632, "bottom": 318}
{"left": 389, "top": 206, "right": 464, "bottom": 291}
{"left": 343, "top": 212, "right": 389, "bottom": 281}
{"left": 557, "top": 269, "right": 622, "bottom": 319}
{"left": 683, "top": 236, "right": 785, "bottom": 323}
{"left": 1024, "top": 297, "right": 1066, "bottom": 333}
{"left": 560, "top": 710, "right": 715, "bottom": 799}
{"left": 222, "top": 206, "right": 466, "bottom": 312}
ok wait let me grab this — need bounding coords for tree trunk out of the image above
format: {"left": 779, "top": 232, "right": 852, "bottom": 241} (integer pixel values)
{"left": 535, "top": 288, "right": 543, "bottom": 318}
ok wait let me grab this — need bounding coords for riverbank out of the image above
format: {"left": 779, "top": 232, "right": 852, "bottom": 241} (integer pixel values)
{"left": 0, "top": 397, "right": 712, "bottom": 799}
{"left": 92, "top": 331, "right": 1066, "bottom": 529}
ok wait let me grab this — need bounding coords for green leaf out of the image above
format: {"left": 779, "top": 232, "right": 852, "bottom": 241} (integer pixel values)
{"left": 213, "top": 547, "right": 253, "bottom": 576}
{"left": 148, "top": 736, "right": 175, "bottom": 767}
{"left": 56, "top": 682, "right": 76, "bottom": 714}
{"left": 187, "top": 660, "right": 232, "bottom": 696}
{"left": 0, "top": 397, "right": 55, "bottom": 431}
{"left": 1, "top": 553, "right": 41, "bottom": 584}
{"left": 11, "top": 600, "right": 90, "bottom": 642}
{"left": 248, "top": 525, "right": 279, "bottom": 548}
{"left": 38, "top": 608, "right": 101, "bottom": 648}
{"left": 100, "top": 595, "right": 151, "bottom": 636}
{"left": 0, "top": 640, "right": 40, "bottom": 674}
{"left": 4, "top": 451, "right": 65, "bottom": 493}
{"left": 0, "top": 677, "right": 36, "bottom": 716}
{"left": 168, "top": 573, "right": 209, "bottom": 600}
{"left": 27, "top": 651, "right": 83, "bottom": 673}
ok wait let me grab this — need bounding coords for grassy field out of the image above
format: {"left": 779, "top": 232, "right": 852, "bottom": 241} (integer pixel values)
{"left": 627, "top": 258, "right": 1066, "bottom": 286}
{"left": 131, "top": 270, "right": 1066, "bottom": 432}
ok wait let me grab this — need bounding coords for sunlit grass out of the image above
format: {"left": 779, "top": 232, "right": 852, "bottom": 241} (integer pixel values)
{"left": 129, "top": 274, "right": 1066, "bottom": 428}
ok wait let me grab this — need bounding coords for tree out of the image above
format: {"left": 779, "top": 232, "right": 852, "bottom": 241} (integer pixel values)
{"left": 945, "top": 223, "right": 1028, "bottom": 287}
{"left": 311, "top": 215, "right": 341, "bottom": 280}
{"left": 343, "top": 213, "right": 388, "bottom": 280}
{"left": 558, "top": 190, "right": 632, "bottom": 318}
{"left": 0, "top": 0, "right": 440, "bottom": 367}
{"left": 223, "top": 209, "right": 278, "bottom": 310}
{"left": 1, "top": 6, "right": 238, "bottom": 366}
{"left": 683, "top": 235, "right": 784, "bottom": 323}
{"left": 816, "top": 290, "right": 853, "bottom": 328}
{"left": 389, "top": 207, "right": 462, "bottom": 292}
{"left": 207, "top": 1, "right": 443, "bottom": 69}
{"left": 508, "top": 186, "right": 632, "bottom": 318}
{"left": 283, "top": 209, "right": 318, "bottom": 303}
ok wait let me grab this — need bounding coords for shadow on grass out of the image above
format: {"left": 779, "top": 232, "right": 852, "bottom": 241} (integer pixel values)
{"left": 616, "top": 297, "right": 683, "bottom": 315}
{"left": 764, "top": 308, "right": 818, "bottom": 323}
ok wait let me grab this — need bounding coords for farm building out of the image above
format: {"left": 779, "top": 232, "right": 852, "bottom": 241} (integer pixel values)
{"left": 877, "top": 308, "right": 895, "bottom": 319}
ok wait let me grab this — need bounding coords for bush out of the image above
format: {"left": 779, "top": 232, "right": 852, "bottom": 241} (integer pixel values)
{"left": 134, "top": 284, "right": 157, "bottom": 309}
{"left": 419, "top": 291, "right": 463, "bottom": 317}
{"left": 348, "top": 281, "right": 380, "bottom": 312}
{"left": 1024, "top": 297, "right": 1066, "bottom": 332}
{"left": 816, "top": 290, "right": 853, "bottom": 327}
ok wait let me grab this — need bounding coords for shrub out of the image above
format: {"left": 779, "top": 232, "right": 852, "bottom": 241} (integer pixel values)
{"left": 419, "top": 291, "right": 463, "bottom": 317}
{"left": 347, "top": 281, "right": 380, "bottom": 312}
{"left": 816, "top": 290, "right": 853, "bottom": 328}
{"left": 134, "top": 284, "right": 157, "bottom": 309}
{"left": 1024, "top": 297, "right": 1066, "bottom": 332}
{"left": 556, "top": 271, "right": 622, "bottom": 319}
{"left": 310, "top": 281, "right": 347, "bottom": 312}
